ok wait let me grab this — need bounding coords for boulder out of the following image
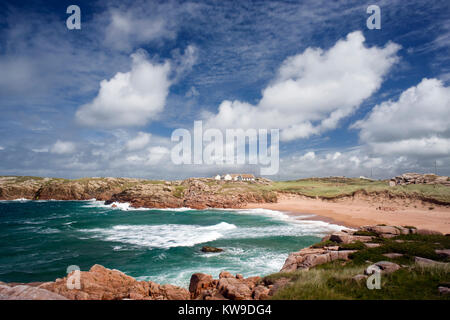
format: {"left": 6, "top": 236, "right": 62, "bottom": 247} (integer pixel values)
{"left": 219, "top": 271, "right": 235, "bottom": 279}
{"left": 362, "top": 225, "right": 401, "bottom": 236}
{"left": 159, "top": 284, "right": 190, "bottom": 300}
{"left": 217, "top": 278, "right": 253, "bottom": 300}
{"left": 365, "top": 261, "right": 400, "bottom": 275}
{"left": 435, "top": 249, "right": 450, "bottom": 258}
{"left": 365, "top": 243, "right": 381, "bottom": 248}
{"left": 415, "top": 256, "right": 447, "bottom": 266}
{"left": 189, "top": 273, "right": 214, "bottom": 299}
{"left": 188, "top": 272, "right": 267, "bottom": 300}
{"left": 201, "top": 246, "right": 223, "bottom": 253}
{"left": 0, "top": 284, "right": 68, "bottom": 300}
{"left": 329, "top": 233, "right": 352, "bottom": 244}
{"left": 417, "top": 229, "right": 443, "bottom": 236}
{"left": 438, "top": 286, "right": 450, "bottom": 295}
{"left": 281, "top": 247, "right": 356, "bottom": 272}
{"left": 252, "top": 285, "right": 270, "bottom": 300}
{"left": 329, "top": 232, "right": 372, "bottom": 244}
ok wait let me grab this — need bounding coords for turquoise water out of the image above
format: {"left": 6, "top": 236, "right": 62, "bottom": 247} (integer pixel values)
{"left": 0, "top": 200, "right": 343, "bottom": 287}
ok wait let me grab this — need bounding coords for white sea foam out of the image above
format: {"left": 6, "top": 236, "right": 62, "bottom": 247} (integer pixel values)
{"left": 229, "top": 208, "right": 295, "bottom": 222}
{"left": 0, "top": 198, "right": 31, "bottom": 203}
{"left": 82, "top": 200, "right": 145, "bottom": 211}
{"left": 137, "top": 247, "right": 291, "bottom": 288}
{"left": 220, "top": 208, "right": 346, "bottom": 234}
{"left": 0, "top": 198, "right": 96, "bottom": 203}
{"left": 79, "top": 222, "right": 237, "bottom": 249}
{"left": 155, "top": 207, "right": 196, "bottom": 212}
{"left": 82, "top": 199, "right": 196, "bottom": 212}
{"left": 219, "top": 221, "right": 342, "bottom": 239}
{"left": 78, "top": 217, "right": 341, "bottom": 251}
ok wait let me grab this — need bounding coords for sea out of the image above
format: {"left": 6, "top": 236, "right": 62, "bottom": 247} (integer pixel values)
{"left": 0, "top": 199, "right": 344, "bottom": 287}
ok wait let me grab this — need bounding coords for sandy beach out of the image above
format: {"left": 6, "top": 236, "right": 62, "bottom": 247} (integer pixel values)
{"left": 245, "top": 193, "right": 450, "bottom": 234}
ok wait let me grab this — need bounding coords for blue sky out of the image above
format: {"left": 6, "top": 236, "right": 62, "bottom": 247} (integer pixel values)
{"left": 0, "top": 0, "right": 449, "bottom": 179}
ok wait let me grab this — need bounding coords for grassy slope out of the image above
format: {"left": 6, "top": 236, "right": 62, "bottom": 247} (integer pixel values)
{"left": 266, "top": 233, "right": 450, "bottom": 300}
{"left": 267, "top": 178, "right": 450, "bottom": 204}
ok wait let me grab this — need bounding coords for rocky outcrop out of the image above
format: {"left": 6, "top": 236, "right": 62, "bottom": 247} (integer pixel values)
{"left": 358, "top": 225, "right": 421, "bottom": 239}
{"left": 0, "top": 176, "right": 277, "bottom": 209}
{"left": 106, "top": 178, "right": 276, "bottom": 209}
{"left": 105, "top": 183, "right": 184, "bottom": 208}
{"left": 38, "top": 264, "right": 189, "bottom": 300}
{"left": 0, "top": 177, "right": 146, "bottom": 201}
{"left": 201, "top": 246, "right": 223, "bottom": 253}
{"left": 326, "top": 232, "right": 372, "bottom": 244}
{"left": 189, "top": 271, "right": 270, "bottom": 300}
{"left": 389, "top": 173, "right": 450, "bottom": 186}
{"left": 281, "top": 247, "right": 357, "bottom": 272}
{"left": 281, "top": 224, "right": 425, "bottom": 272}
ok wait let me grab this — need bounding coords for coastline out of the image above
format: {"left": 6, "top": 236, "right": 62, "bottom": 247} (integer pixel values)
{"left": 245, "top": 193, "right": 450, "bottom": 234}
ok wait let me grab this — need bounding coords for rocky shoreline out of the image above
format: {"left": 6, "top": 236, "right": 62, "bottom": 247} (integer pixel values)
{"left": 1, "top": 224, "right": 448, "bottom": 300}
{"left": 1, "top": 176, "right": 449, "bottom": 299}
{"left": 0, "top": 176, "right": 275, "bottom": 209}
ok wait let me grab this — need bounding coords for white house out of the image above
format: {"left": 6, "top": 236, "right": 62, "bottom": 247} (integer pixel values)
{"left": 215, "top": 173, "right": 256, "bottom": 181}
{"left": 240, "top": 174, "right": 255, "bottom": 181}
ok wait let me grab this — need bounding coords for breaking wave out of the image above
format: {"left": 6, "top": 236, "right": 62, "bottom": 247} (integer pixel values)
{"left": 79, "top": 222, "right": 237, "bottom": 249}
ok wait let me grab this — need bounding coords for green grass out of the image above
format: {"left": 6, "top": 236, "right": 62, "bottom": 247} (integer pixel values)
{"left": 266, "top": 234, "right": 450, "bottom": 300}
{"left": 269, "top": 178, "right": 387, "bottom": 198}
{"left": 311, "top": 240, "right": 337, "bottom": 248}
{"left": 350, "top": 234, "right": 450, "bottom": 265}
{"left": 269, "top": 261, "right": 450, "bottom": 300}
{"left": 202, "top": 177, "right": 440, "bottom": 204}
{"left": 172, "top": 186, "right": 185, "bottom": 198}
{"left": 266, "top": 178, "right": 450, "bottom": 203}
{"left": 353, "top": 230, "right": 378, "bottom": 237}
{"left": 339, "top": 241, "right": 367, "bottom": 251}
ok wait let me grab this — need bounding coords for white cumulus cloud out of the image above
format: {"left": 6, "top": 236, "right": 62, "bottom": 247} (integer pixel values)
{"left": 205, "top": 31, "right": 400, "bottom": 141}
{"left": 126, "top": 132, "right": 152, "bottom": 150}
{"left": 76, "top": 50, "right": 171, "bottom": 127}
{"left": 354, "top": 78, "right": 450, "bottom": 157}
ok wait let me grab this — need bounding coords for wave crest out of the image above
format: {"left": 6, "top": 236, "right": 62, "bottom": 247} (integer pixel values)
{"left": 79, "top": 222, "right": 237, "bottom": 249}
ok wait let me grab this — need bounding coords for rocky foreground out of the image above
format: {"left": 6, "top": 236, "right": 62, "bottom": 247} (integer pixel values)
{"left": 0, "top": 176, "right": 275, "bottom": 209}
{"left": 1, "top": 224, "right": 448, "bottom": 300}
